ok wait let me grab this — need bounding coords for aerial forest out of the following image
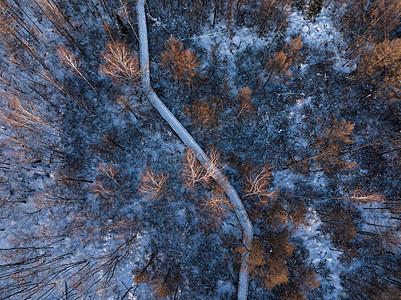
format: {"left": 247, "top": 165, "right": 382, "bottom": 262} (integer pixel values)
{"left": 1, "top": 0, "right": 401, "bottom": 299}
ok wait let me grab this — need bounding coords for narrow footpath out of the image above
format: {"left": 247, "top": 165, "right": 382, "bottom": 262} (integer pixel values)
{"left": 136, "top": 1, "right": 253, "bottom": 299}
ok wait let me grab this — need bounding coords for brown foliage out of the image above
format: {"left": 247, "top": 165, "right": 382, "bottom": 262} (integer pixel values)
{"left": 150, "top": 266, "right": 182, "bottom": 299}
{"left": 280, "top": 263, "right": 320, "bottom": 299}
{"left": 265, "top": 51, "right": 291, "bottom": 79}
{"left": 151, "top": 277, "right": 176, "bottom": 298}
{"left": 319, "top": 203, "right": 357, "bottom": 249}
{"left": 237, "top": 86, "right": 252, "bottom": 103}
{"left": 369, "top": 226, "right": 401, "bottom": 253}
{"left": 312, "top": 117, "right": 356, "bottom": 173}
{"left": 0, "top": 2, "right": 18, "bottom": 49}
{"left": 159, "top": 35, "right": 201, "bottom": 85}
{"left": 284, "top": 35, "right": 303, "bottom": 66}
{"left": 286, "top": 198, "right": 308, "bottom": 228}
{"left": 237, "top": 229, "right": 295, "bottom": 290}
{"left": 261, "top": 35, "right": 303, "bottom": 88}
{"left": 183, "top": 100, "right": 218, "bottom": 130}
{"left": 265, "top": 201, "right": 288, "bottom": 228}
{"left": 247, "top": 239, "right": 265, "bottom": 268}
{"left": 340, "top": 0, "right": 401, "bottom": 43}
{"left": 293, "top": 117, "right": 357, "bottom": 174}
{"left": 256, "top": 0, "right": 291, "bottom": 36}
{"left": 236, "top": 86, "right": 255, "bottom": 117}
{"left": 357, "top": 39, "right": 401, "bottom": 101}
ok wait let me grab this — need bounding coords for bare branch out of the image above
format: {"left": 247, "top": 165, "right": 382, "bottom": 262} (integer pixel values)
{"left": 244, "top": 164, "right": 275, "bottom": 198}
{"left": 57, "top": 45, "right": 97, "bottom": 92}
{"left": 100, "top": 41, "right": 140, "bottom": 85}
{"left": 350, "top": 188, "right": 385, "bottom": 205}
{"left": 138, "top": 167, "right": 168, "bottom": 199}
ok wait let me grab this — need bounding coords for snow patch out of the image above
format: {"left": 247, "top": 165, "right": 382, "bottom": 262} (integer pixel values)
{"left": 216, "top": 279, "right": 235, "bottom": 297}
{"left": 195, "top": 27, "right": 267, "bottom": 56}
{"left": 309, "top": 171, "right": 327, "bottom": 189}
{"left": 273, "top": 169, "right": 302, "bottom": 190}
{"left": 296, "top": 209, "right": 345, "bottom": 299}
{"left": 288, "top": 7, "right": 356, "bottom": 74}
{"left": 287, "top": 9, "right": 341, "bottom": 53}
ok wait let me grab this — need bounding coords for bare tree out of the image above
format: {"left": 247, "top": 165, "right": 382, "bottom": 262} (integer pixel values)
{"left": 201, "top": 192, "right": 232, "bottom": 219}
{"left": 349, "top": 188, "right": 385, "bottom": 205}
{"left": 100, "top": 41, "right": 140, "bottom": 86}
{"left": 35, "top": 0, "right": 84, "bottom": 53}
{"left": 57, "top": 45, "right": 98, "bottom": 92}
{"left": 117, "top": 0, "right": 139, "bottom": 42}
{"left": 138, "top": 167, "right": 168, "bottom": 199}
{"left": 243, "top": 163, "right": 275, "bottom": 198}
{"left": 0, "top": 92, "right": 63, "bottom": 137}
{"left": 182, "top": 148, "right": 221, "bottom": 188}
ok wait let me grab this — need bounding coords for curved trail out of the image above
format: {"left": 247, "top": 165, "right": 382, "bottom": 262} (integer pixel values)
{"left": 136, "top": 1, "right": 253, "bottom": 299}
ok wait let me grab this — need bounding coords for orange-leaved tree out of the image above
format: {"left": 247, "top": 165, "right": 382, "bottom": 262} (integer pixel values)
{"left": 159, "top": 35, "right": 201, "bottom": 86}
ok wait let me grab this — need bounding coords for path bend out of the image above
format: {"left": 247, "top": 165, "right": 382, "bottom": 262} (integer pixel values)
{"left": 136, "top": 1, "right": 253, "bottom": 298}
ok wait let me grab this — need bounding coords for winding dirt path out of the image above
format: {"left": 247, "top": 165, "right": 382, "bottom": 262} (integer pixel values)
{"left": 136, "top": 1, "right": 253, "bottom": 298}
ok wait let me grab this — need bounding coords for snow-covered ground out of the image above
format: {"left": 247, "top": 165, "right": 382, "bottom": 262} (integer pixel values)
{"left": 287, "top": 7, "right": 356, "bottom": 73}
{"left": 2, "top": 1, "right": 401, "bottom": 299}
{"left": 296, "top": 209, "right": 345, "bottom": 299}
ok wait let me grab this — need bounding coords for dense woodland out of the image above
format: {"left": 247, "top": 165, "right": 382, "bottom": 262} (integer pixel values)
{"left": 0, "top": 0, "right": 401, "bottom": 299}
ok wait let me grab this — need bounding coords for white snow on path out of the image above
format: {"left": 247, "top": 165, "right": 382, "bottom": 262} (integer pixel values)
{"left": 296, "top": 208, "right": 345, "bottom": 299}
{"left": 136, "top": 1, "right": 253, "bottom": 299}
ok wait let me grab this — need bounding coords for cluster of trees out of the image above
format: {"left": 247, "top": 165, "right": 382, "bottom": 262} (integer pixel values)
{"left": 335, "top": 0, "right": 401, "bottom": 109}
{"left": 288, "top": 117, "right": 357, "bottom": 174}
{"left": 256, "top": 35, "right": 303, "bottom": 89}
{"left": 233, "top": 162, "right": 318, "bottom": 297}
{"left": 0, "top": 0, "right": 147, "bottom": 298}
{"left": 148, "top": 0, "right": 294, "bottom": 36}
